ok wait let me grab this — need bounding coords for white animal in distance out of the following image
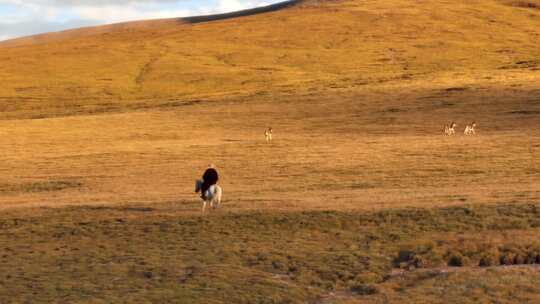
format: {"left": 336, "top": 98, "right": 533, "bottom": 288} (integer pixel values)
{"left": 464, "top": 122, "right": 476, "bottom": 135}
{"left": 444, "top": 122, "right": 457, "bottom": 136}
{"left": 264, "top": 127, "right": 273, "bottom": 143}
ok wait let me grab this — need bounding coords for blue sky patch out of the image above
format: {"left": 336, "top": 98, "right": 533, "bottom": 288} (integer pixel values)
{"left": 0, "top": 0, "right": 281, "bottom": 40}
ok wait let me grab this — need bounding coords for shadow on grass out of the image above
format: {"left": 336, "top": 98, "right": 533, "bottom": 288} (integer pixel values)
{"left": 180, "top": 0, "right": 304, "bottom": 24}
{"left": 1, "top": 202, "right": 539, "bottom": 302}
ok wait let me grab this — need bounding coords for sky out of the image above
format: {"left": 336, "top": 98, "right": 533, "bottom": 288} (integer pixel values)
{"left": 0, "top": 0, "right": 281, "bottom": 41}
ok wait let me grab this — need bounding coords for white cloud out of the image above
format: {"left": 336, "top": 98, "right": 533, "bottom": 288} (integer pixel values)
{"left": 72, "top": 0, "right": 274, "bottom": 23}
{"left": 217, "top": 0, "right": 248, "bottom": 11}
{"left": 72, "top": 5, "right": 195, "bottom": 23}
{"left": 217, "top": 0, "right": 273, "bottom": 12}
{"left": 0, "top": 0, "right": 283, "bottom": 39}
{"left": 0, "top": 34, "right": 13, "bottom": 41}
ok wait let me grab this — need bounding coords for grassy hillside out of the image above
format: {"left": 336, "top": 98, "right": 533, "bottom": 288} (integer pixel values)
{"left": 0, "top": 0, "right": 539, "bottom": 119}
{"left": 1, "top": 203, "right": 540, "bottom": 303}
{"left": 0, "top": 0, "right": 539, "bottom": 303}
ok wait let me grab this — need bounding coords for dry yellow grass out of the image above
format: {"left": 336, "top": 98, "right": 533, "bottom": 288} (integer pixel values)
{"left": 0, "top": 94, "right": 538, "bottom": 212}
{"left": 1, "top": 0, "right": 539, "bottom": 118}
{"left": 0, "top": 0, "right": 539, "bottom": 302}
{"left": 1, "top": 0, "right": 539, "bottom": 211}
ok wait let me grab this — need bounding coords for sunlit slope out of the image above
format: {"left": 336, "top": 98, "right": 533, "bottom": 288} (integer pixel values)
{"left": 0, "top": 0, "right": 539, "bottom": 118}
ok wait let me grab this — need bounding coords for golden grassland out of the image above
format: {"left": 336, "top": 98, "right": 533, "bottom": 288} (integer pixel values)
{"left": 1, "top": 0, "right": 540, "bottom": 118}
{"left": 0, "top": 0, "right": 539, "bottom": 302}
{"left": 1, "top": 204, "right": 540, "bottom": 303}
{"left": 0, "top": 84, "right": 538, "bottom": 212}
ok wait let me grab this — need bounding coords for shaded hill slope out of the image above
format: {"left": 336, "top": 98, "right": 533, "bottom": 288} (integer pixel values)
{"left": 0, "top": 0, "right": 539, "bottom": 119}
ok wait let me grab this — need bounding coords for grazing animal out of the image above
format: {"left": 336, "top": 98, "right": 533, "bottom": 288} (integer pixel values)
{"left": 444, "top": 122, "right": 457, "bottom": 136}
{"left": 464, "top": 122, "right": 476, "bottom": 135}
{"left": 195, "top": 179, "right": 222, "bottom": 212}
{"left": 264, "top": 127, "right": 273, "bottom": 142}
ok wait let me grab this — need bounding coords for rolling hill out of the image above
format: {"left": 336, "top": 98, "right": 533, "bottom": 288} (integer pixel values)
{"left": 0, "top": 0, "right": 539, "bottom": 119}
{"left": 0, "top": 0, "right": 540, "bottom": 303}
